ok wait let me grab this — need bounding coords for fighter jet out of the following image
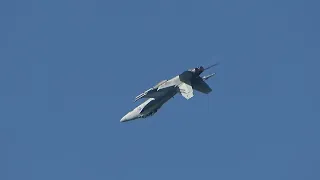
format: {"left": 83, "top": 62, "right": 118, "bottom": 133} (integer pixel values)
{"left": 120, "top": 63, "right": 218, "bottom": 122}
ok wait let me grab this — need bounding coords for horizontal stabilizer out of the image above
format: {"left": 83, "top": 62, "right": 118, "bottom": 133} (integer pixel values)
{"left": 191, "top": 77, "right": 212, "bottom": 94}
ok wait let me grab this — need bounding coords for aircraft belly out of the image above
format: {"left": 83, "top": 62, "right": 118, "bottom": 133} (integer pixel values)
{"left": 140, "top": 100, "right": 160, "bottom": 115}
{"left": 140, "top": 91, "right": 177, "bottom": 115}
{"left": 145, "top": 91, "right": 166, "bottom": 98}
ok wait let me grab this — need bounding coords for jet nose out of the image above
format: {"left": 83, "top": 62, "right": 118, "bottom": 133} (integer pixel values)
{"left": 120, "top": 116, "right": 126, "bottom": 122}
{"left": 120, "top": 111, "right": 139, "bottom": 122}
{"left": 120, "top": 115, "right": 129, "bottom": 122}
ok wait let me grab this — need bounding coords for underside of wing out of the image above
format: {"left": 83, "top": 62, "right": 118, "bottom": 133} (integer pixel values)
{"left": 191, "top": 77, "right": 212, "bottom": 94}
{"left": 178, "top": 82, "right": 194, "bottom": 99}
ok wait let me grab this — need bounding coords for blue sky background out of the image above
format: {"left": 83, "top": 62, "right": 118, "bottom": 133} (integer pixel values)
{"left": 1, "top": 0, "right": 319, "bottom": 179}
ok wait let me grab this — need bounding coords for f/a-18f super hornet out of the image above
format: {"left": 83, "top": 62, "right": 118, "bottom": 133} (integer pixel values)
{"left": 120, "top": 63, "right": 219, "bottom": 122}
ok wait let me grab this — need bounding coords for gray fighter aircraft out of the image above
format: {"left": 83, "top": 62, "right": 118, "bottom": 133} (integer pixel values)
{"left": 120, "top": 63, "right": 218, "bottom": 122}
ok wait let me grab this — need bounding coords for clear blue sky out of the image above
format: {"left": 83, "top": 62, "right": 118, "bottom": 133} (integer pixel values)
{"left": 1, "top": 0, "right": 319, "bottom": 179}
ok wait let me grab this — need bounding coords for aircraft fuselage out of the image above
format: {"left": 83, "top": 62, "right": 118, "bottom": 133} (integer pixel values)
{"left": 120, "top": 86, "right": 178, "bottom": 122}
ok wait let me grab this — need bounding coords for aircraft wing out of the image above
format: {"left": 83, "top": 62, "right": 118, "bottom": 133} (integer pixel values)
{"left": 191, "top": 77, "right": 212, "bottom": 94}
{"left": 134, "top": 88, "right": 168, "bottom": 102}
{"left": 134, "top": 88, "right": 153, "bottom": 102}
{"left": 178, "top": 82, "right": 194, "bottom": 99}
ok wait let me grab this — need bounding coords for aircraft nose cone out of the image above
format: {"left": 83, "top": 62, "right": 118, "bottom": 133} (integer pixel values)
{"left": 120, "top": 116, "right": 127, "bottom": 122}
{"left": 120, "top": 111, "right": 139, "bottom": 122}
